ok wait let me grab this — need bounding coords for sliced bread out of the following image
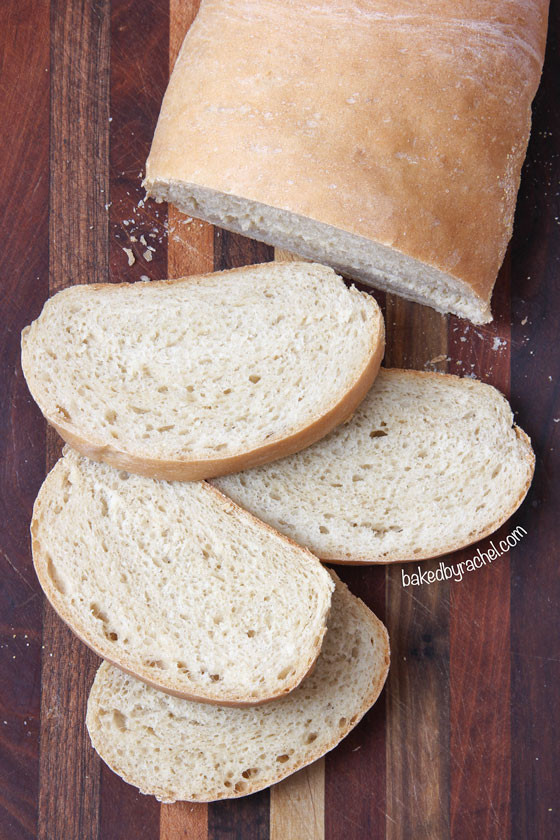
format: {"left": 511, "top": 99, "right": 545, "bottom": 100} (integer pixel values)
{"left": 31, "top": 448, "right": 334, "bottom": 705}
{"left": 214, "top": 369, "right": 535, "bottom": 563}
{"left": 86, "top": 574, "right": 390, "bottom": 802}
{"left": 21, "top": 262, "right": 384, "bottom": 481}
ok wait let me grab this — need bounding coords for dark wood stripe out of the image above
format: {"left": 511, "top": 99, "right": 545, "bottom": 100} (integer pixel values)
{"left": 208, "top": 795, "right": 270, "bottom": 840}
{"left": 0, "top": 2, "right": 51, "bottom": 838}
{"left": 208, "top": 232, "right": 273, "bottom": 840}
{"left": 510, "top": 7, "right": 560, "bottom": 836}
{"left": 108, "top": 0, "right": 169, "bottom": 287}
{"left": 325, "top": 566, "right": 386, "bottom": 840}
{"left": 384, "top": 299, "right": 451, "bottom": 840}
{"left": 447, "top": 265, "right": 512, "bottom": 840}
{"left": 38, "top": 2, "right": 111, "bottom": 838}
{"left": 213, "top": 229, "right": 275, "bottom": 272}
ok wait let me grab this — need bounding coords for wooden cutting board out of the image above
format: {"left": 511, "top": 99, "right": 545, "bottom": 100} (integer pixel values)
{"left": 1, "top": 1, "right": 559, "bottom": 838}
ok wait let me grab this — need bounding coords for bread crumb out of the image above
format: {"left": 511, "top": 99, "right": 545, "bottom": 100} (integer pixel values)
{"left": 143, "top": 250, "right": 153, "bottom": 262}
{"left": 123, "top": 248, "right": 135, "bottom": 266}
{"left": 521, "top": 316, "right": 528, "bottom": 325}
{"left": 492, "top": 337, "right": 507, "bottom": 351}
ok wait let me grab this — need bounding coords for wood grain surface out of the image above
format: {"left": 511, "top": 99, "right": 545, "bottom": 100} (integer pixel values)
{"left": 1, "top": 1, "right": 559, "bottom": 839}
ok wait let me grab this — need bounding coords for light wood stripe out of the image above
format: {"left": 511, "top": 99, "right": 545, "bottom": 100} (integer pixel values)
{"left": 268, "top": 246, "right": 325, "bottom": 840}
{"left": 270, "top": 761, "right": 325, "bottom": 840}
{"left": 384, "top": 298, "right": 451, "bottom": 840}
{"left": 159, "top": 4, "right": 212, "bottom": 838}
{"left": 161, "top": 801, "right": 209, "bottom": 840}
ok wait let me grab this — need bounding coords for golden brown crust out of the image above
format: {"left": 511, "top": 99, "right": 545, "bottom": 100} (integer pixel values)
{"left": 145, "top": 0, "right": 549, "bottom": 318}
{"left": 31, "top": 462, "right": 333, "bottom": 706}
{"left": 21, "top": 266, "right": 385, "bottom": 482}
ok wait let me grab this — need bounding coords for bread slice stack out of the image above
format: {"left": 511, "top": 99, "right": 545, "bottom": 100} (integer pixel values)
{"left": 22, "top": 261, "right": 391, "bottom": 800}
{"left": 22, "top": 260, "right": 535, "bottom": 802}
{"left": 86, "top": 574, "right": 390, "bottom": 802}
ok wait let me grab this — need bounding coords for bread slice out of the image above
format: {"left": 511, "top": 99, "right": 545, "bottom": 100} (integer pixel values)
{"left": 214, "top": 369, "right": 535, "bottom": 564}
{"left": 31, "top": 448, "right": 334, "bottom": 705}
{"left": 86, "top": 574, "right": 389, "bottom": 802}
{"left": 144, "top": 0, "right": 548, "bottom": 323}
{"left": 21, "top": 263, "right": 384, "bottom": 481}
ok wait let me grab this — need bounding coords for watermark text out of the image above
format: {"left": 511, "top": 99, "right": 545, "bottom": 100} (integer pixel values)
{"left": 402, "top": 526, "right": 527, "bottom": 587}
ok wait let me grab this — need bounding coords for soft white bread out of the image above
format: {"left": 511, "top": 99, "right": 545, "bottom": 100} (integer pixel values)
{"left": 86, "top": 574, "right": 389, "bottom": 802}
{"left": 31, "top": 448, "right": 334, "bottom": 705}
{"left": 21, "top": 262, "right": 384, "bottom": 481}
{"left": 215, "top": 369, "right": 535, "bottom": 564}
{"left": 144, "top": 0, "right": 548, "bottom": 324}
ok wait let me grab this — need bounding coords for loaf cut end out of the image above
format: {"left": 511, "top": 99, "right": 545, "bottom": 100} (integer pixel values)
{"left": 145, "top": 180, "right": 492, "bottom": 324}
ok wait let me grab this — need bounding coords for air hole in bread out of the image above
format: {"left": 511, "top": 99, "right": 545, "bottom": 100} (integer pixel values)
{"left": 90, "top": 602, "right": 109, "bottom": 623}
{"left": 319, "top": 526, "right": 329, "bottom": 534}
{"left": 55, "top": 404, "right": 71, "bottom": 421}
{"left": 241, "top": 768, "right": 259, "bottom": 779}
{"left": 277, "top": 667, "right": 291, "bottom": 681}
{"left": 112, "top": 710, "right": 127, "bottom": 731}
{"left": 248, "top": 375, "right": 261, "bottom": 384}
{"left": 369, "top": 429, "right": 387, "bottom": 438}
{"left": 339, "top": 717, "right": 347, "bottom": 728}
{"left": 47, "top": 556, "right": 67, "bottom": 595}
{"left": 306, "top": 732, "right": 318, "bottom": 744}
{"left": 247, "top": 629, "right": 255, "bottom": 638}
{"left": 210, "top": 674, "right": 221, "bottom": 682}
{"left": 276, "top": 754, "right": 290, "bottom": 763}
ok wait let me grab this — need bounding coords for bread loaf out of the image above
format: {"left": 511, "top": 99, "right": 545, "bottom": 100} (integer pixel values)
{"left": 86, "top": 575, "right": 389, "bottom": 802}
{"left": 215, "top": 369, "right": 535, "bottom": 563}
{"left": 31, "top": 448, "right": 334, "bottom": 705}
{"left": 145, "top": 0, "right": 548, "bottom": 323}
{"left": 21, "top": 262, "right": 384, "bottom": 481}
